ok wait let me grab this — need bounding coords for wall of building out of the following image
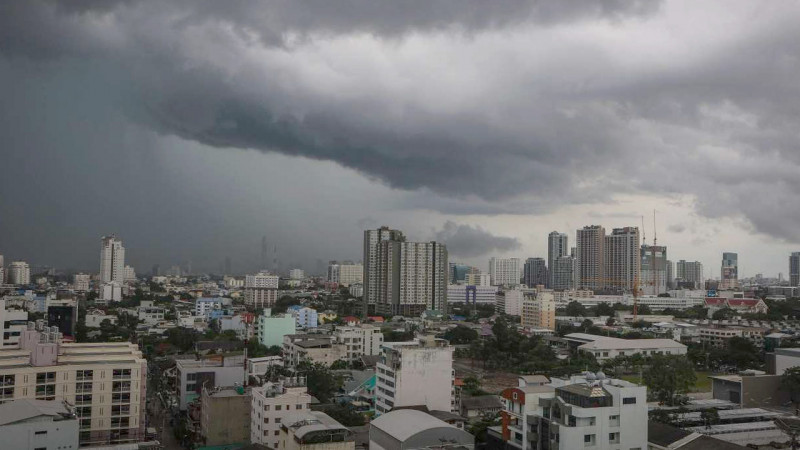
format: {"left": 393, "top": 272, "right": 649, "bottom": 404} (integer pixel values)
{"left": 0, "top": 415, "right": 79, "bottom": 450}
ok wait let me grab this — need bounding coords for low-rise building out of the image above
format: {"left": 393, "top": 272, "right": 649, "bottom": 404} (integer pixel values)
{"left": 84, "top": 310, "right": 118, "bottom": 328}
{"left": 704, "top": 297, "right": 769, "bottom": 315}
{"left": 220, "top": 315, "right": 248, "bottom": 340}
{"left": 773, "top": 348, "right": 800, "bottom": 375}
{"left": 199, "top": 385, "right": 251, "bottom": 447}
{"left": 370, "top": 409, "right": 474, "bottom": 450}
{"left": 137, "top": 306, "right": 165, "bottom": 325}
{"left": 0, "top": 299, "right": 27, "bottom": 347}
{"left": 279, "top": 411, "right": 354, "bottom": 450}
{"left": 564, "top": 333, "right": 687, "bottom": 361}
{"left": 0, "top": 399, "right": 79, "bottom": 450}
{"left": 333, "top": 325, "right": 384, "bottom": 362}
{"left": 175, "top": 354, "right": 244, "bottom": 410}
{"left": 289, "top": 306, "right": 318, "bottom": 329}
{"left": 460, "top": 395, "right": 503, "bottom": 421}
{"left": 251, "top": 377, "right": 312, "bottom": 448}
{"left": 256, "top": 309, "right": 297, "bottom": 348}
{"left": 195, "top": 297, "right": 225, "bottom": 319}
{"left": 283, "top": 334, "right": 346, "bottom": 368}
{"left": 698, "top": 326, "right": 767, "bottom": 349}
{"left": 448, "top": 284, "right": 499, "bottom": 305}
{"left": 247, "top": 356, "right": 284, "bottom": 381}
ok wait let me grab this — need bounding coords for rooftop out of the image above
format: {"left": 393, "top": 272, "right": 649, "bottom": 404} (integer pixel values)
{"left": 371, "top": 409, "right": 460, "bottom": 442}
{"left": 0, "top": 399, "right": 74, "bottom": 426}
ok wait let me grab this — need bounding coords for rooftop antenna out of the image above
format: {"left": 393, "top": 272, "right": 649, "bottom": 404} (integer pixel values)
{"left": 641, "top": 215, "right": 646, "bottom": 246}
{"left": 653, "top": 209, "right": 658, "bottom": 247}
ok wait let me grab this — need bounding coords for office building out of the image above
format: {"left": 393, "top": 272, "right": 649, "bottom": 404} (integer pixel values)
{"left": 0, "top": 399, "right": 79, "bottom": 450}
{"left": 641, "top": 244, "right": 667, "bottom": 295}
{"left": 604, "top": 227, "right": 640, "bottom": 292}
{"left": 199, "top": 385, "right": 251, "bottom": 447}
{"left": 521, "top": 293, "right": 556, "bottom": 330}
{"left": 548, "top": 232, "right": 569, "bottom": 288}
{"left": 244, "top": 272, "right": 280, "bottom": 308}
{"left": 363, "top": 227, "right": 406, "bottom": 312}
{"left": 175, "top": 354, "right": 244, "bottom": 411}
{"left": 375, "top": 337, "right": 455, "bottom": 415}
{"left": 676, "top": 260, "right": 704, "bottom": 289}
{"left": 8, "top": 261, "right": 30, "bottom": 286}
{"left": 489, "top": 257, "right": 521, "bottom": 287}
{"left": 576, "top": 225, "right": 605, "bottom": 291}
{"left": 278, "top": 411, "right": 354, "bottom": 450}
{"left": 491, "top": 373, "right": 648, "bottom": 450}
{"left": 123, "top": 265, "right": 135, "bottom": 282}
{"left": 0, "top": 299, "right": 27, "bottom": 347}
{"left": 790, "top": 252, "right": 800, "bottom": 287}
{"left": 721, "top": 252, "right": 738, "bottom": 290}
{"left": 256, "top": 309, "right": 297, "bottom": 348}
{"left": 551, "top": 255, "right": 574, "bottom": 290}
{"left": 333, "top": 325, "right": 384, "bottom": 362}
{"left": 0, "top": 322, "right": 147, "bottom": 446}
{"left": 251, "top": 378, "right": 312, "bottom": 448}
{"left": 371, "top": 236, "right": 448, "bottom": 316}
{"left": 289, "top": 268, "right": 305, "bottom": 280}
{"left": 73, "top": 273, "right": 90, "bottom": 292}
{"left": 523, "top": 258, "right": 548, "bottom": 288}
{"left": 99, "top": 235, "right": 125, "bottom": 283}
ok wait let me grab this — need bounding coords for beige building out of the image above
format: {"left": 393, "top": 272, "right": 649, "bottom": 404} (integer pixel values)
{"left": 244, "top": 272, "right": 280, "bottom": 308}
{"left": 0, "top": 322, "right": 146, "bottom": 447}
{"left": 698, "top": 326, "right": 767, "bottom": 349}
{"left": 200, "top": 385, "right": 251, "bottom": 447}
{"left": 576, "top": 225, "right": 605, "bottom": 290}
{"left": 282, "top": 335, "right": 346, "bottom": 368}
{"left": 604, "top": 227, "right": 640, "bottom": 292}
{"left": 279, "top": 411, "right": 354, "bottom": 450}
{"left": 251, "top": 378, "right": 312, "bottom": 448}
{"left": 521, "top": 293, "right": 556, "bottom": 330}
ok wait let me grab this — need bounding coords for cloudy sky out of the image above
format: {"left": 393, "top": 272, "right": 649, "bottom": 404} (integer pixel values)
{"left": 2, "top": 0, "right": 800, "bottom": 278}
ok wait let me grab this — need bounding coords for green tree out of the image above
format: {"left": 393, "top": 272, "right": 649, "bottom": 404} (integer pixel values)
{"left": 595, "top": 302, "right": 615, "bottom": 317}
{"left": 637, "top": 304, "right": 652, "bottom": 316}
{"left": 781, "top": 366, "right": 800, "bottom": 415}
{"left": 296, "top": 362, "right": 342, "bottom": 404}
{"left": 725, "top": 337, "right": 762, "bottom": 370}
{"left": 643, "top": 355, "right": 697, "bottom": 406}
{"left": 443, "top": 325, "right": 479, "bottom": 344}
{"left": 712, "top": 307, "right": 736, "bottom": 321}
{"left": 700, "top": 409, "right": 720, "bottom": 429}
{"left": 564, "top": 301, "right": 586, "bottom": 317}
{"left": 323, "top": 404, "right": 366, "bottom": 426}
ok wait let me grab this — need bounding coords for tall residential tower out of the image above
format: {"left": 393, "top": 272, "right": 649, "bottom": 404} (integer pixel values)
{"left": 99, "top": 235, "right": 125, "bottom": 283}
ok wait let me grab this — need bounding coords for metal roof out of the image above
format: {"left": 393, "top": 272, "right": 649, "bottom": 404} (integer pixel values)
{"left": 371, "top": 409, "right": 457, "bottom": 442}
{"left": 0, "top": 399, "right": 73, "bottom": 426}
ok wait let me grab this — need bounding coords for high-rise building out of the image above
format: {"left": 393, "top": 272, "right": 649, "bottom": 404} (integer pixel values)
{"left": 523, "top": 257, "right": 548, "bottom": 288}
{"left": 489, "top": 257, "right": 521, "bottom": 287}
{"left": 721, "top": 252, "right": 738, "bottom": 289}
{"left": 676, "top": 260, "right": 704, "bottom": 289}
{"left": 99, "top": 235, "right": 125, "bottom": 283}
{"left": 604, "top": 227, "right": 640, "bottom": 292}
{"left": 363, "top": 227, "right": 405, "bottom": 312}
{"left": 0, "top": 254, "right": 4, "bottom": 284}
{"left": 448, "top": 263, "right": 479, "bottom": 284}
{"left": 640, "top": 245, "right": 667, "bottom": 295}
{"left": 465, "top": 273, "right": 491, "bottom": 286}
{"left": 245, "top": 272, "right": 280, "bottom": 308}
{"left": 375, "top": 338, "right": 455, "bottom": 415}
{"left": 0, "top": 323, "right": 147, "bottom": 446}
{"left": 327, "top": 261, "right": 363, "bottom": 286}
{"left": 8, "top": 261, "right": 31, "bottom": 285}
{"left": 375, "top": 240, "right": 448, "bottom": 316}
{"left": 547, "top": 232, "right": 568, "bottom": 288}
{"left": 576, "top": 225, "right": 605, "bottom": 290}
{"left": 666, "top": 259, "right": 674, "bottom": 289}
{"left": 790, "top": 252, "right": 800, "bottom": 287}
{"left": 73, "top": 273, "right": 90, "bottom": 292}
{"left": 521, "top": 292, "right": 556, "bottom": 330}
{"left": 123, "top": 265, "right": 136, "bottom": 282}
{"left": 551, "top": 255, "right": 575, "bottom": 290}
{"left": 288, "top": 268, "right": 305, "bottom": 280}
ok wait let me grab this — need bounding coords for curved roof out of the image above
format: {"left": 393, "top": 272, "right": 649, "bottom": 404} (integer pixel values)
{"left": 371, "top": 409, "right": 456, "bottom": 442}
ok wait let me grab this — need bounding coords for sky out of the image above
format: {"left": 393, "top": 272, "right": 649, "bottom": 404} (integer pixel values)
{"left": 1, "top": 0, "right": 800, "bottom": 278}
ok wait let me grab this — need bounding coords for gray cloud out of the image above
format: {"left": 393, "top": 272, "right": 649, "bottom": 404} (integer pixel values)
{"left": 667, "top": 224, "right": 686, "bottom": 233}
{"left": 434, "top": 221, "right": 521, "bottom": 258}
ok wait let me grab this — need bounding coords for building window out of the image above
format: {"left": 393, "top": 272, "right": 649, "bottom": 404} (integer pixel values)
{"left": 623, "top": 397, "right": 637, "bottom": 405}
{"left": 276, "top": 405, "right": 281, "bottom": 411}
{"left": 34, "top": 431, "right": 47, "bottom": 435}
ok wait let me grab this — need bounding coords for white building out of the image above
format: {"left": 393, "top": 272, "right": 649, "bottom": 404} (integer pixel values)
{"left": 500, "top": 288, "right": 524, "bottom": 316}
{"left": 328, "top": 262, "right": 363, "bottom": 286}
{"left": 7, "top": 261, "right": 30, "bottom": 286}
{"left": 137, "top": 306, "right": 165, "bottom": 325}
{"left": 604, "top": 227, "right": 640, "bottom": 292}
{"left": 244, "top": 272, "right": 280, "bottom": 308}
{"left": 278, "top": 411, "right": 354, "bottom": 450}
{"left": 489, "top": 257, "right": 521, "bottom": 287}
{"left": 0, "top": 299, "right": 27, "bottom": 347}
{"left": 447, "top": 284, "right": 499, "bottom": 305}
{"left": 521, "top": 293, "right": 556, "bottom": 330}
{"left": 289, "top": 307, "right": 318, "bottom": 329}
{"left": 250, "top": 378, "right": 312, "bottom": 448}
{"left": 175, "top": 355, "right": 244, "bottom": 410}
{"left": 565, "top": 333, "right": 687, "bottom": 361}
{"left": 123, "top": 265, "right": 136, "bottom": 282}
{"left": 99, "top": 235, "right": 125, "bottom": 283}
{"left": 0, "top": 399, "right": 79, "bottom": 450}
{"left": 282, "top": 335, "right": 346, "bottom": 368}
{"left": 333, "top": 325, "right": 384, "bottom": 362}
{"left": 247, "top": 356, "right": 283, "bottom": 381}
{"left": 99, "top": 282, "right": 122, "bottom": 303}
{"left": 288, "top": 269, "right": 305, "bottom": 280}
{"left": 220, "top": 315, "right": 248, "bottom": 339}
{"left": 73, "top": 273, "right": 90, "bottom": 292}
{"left": 465, "top": 273, "right": 492, "bottom": 287}
{"left": 375, "top": 337, "right": 455, "bottom": 415}
{"left": 348, "top": 283, "right": 364, "bottom": 298}
{"left": 195, "top": 297, "right": 225, "bottom": 318}
{"left": 85, "top": 310, "right": 118, "bottom": 328}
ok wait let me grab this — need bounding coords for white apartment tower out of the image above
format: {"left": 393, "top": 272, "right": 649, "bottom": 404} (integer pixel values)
{"left": 73, "top": 273, "right": 91, "bottom": 292}
{"left": 245, "top": 272, "right": 280, "bottom": 308}
{"left": 250, "top": 378, "right": 311, "bottom": 448}
{"left": 99, "top": 235, "right": 125, "bottom": 283}
{"left": 333, "top": 325, "right": 384, "bottom": 362}
{"left": 327, "top": 261, "right": 363, "bottom": 286}
{"left": 603, "top": 227, "right": 640, "bottom": 292}
{"left": 576, "top": 226, "right": 605, "bottom": 291}
{"left": 489, "top": 257, "right": 521, "bottom": 287}
{"left": 375, "top": 338, "right": 455, "bottom": 415}
{"left": 8, "top": 261, "right": 31, "bottom": 285}
{"left": 548, "top": 232, "right": 568, "bottom": 288}
{"left": 375, "top": 240, "right": 448, "bottom": 316}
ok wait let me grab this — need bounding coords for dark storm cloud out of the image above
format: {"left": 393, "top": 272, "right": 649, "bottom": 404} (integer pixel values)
{"left": 434, "top": 221, "right": 521, "bottom": 258}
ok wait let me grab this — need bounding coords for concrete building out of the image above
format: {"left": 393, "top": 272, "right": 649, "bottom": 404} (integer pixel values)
{"left": 175, "top": 354, "right": 245, "bottom": 411}
{"left": 641, "top": 244, "right": 667, "bottom": 295}
{"left": 328, "top": 262, "right": 364, "bottom": 287}
{"left": 195, "top": 297, "right": 225, "bottom": 319}
{"left": 499, "top": 288, "right": 524, "bottom": 316}
{"left": 1, "top": 299, "right": 27, "bottom": 347}
{"left": 521, "top": 293, "right": 556, "bottom": 330}
{"left": 551, "top": 256, "right": 574, "bottom": 291}
{"left": 774, "top": 348, "right": 800, "bottom": 375}
{"left": 244, "top": 272, "right": 280, "bottom": 308}
{"left": 199, "top": 385, "right": 251, "bottom": 447}
{"left": 85, "top": 310, "right": 117, "bottom": 328}
{"left": 0, "top": 323, "right": 146, "bottom": 446}
{"left": 289, "top": 306, "right": 318, "bottom": 329}
{"left": 251, "top": 378, "right": 312, "bottom": 448}
{"left": 349, "top": 284, "right": 364, "bottom": 298}
{"left": 548, "top": 232, "right": 569, "bottom": 289}
{"left": 8, "top": 261, "right": 31, "bottom": 286}
{"left": 99, "top": 235, "right": 125, "bottom": 284}
{"left": 721, "top": 252, "right": 739, "bottom": 290}
{"left": 448, "top": 284, "right": 499, "bottom": 305}
{"left": 698, "top": 326, "right": 767, "bottom": 349}
{"left": 449, "top": 263, "right": 479, "bottom": 285}
{"left": 289, "top": 269, "right": 305, "bottom": 280}
{"left": 790, "top": 252, "right": 800, "bottom": 287}
{"left": 604, "top": 227, "right": 640, "bottom": 292}
{"left": 465, "top": 273, "right": 492, "bottom": 286}
{"left": 375, "top": 337, "right": 455, "bottom": 415}
{"left": 73, "top": 273, "right": 90, "bottom": 292}
{"left": 0, "top": 399, "right": 79, "bottom": 450}
{"left": 370, "top": 409, "right": 474, "bottom": 450}
{"left": 283, "top": 334, "right": 346, "bottom": 368}
{"left": 489, "top": 257, "right": 521, "bottom": 287}
{"left": 279, "top": 411, "right": 354, "bottom": 450}
{"left": 576, "top": 225, "right": 605, "bottom": 291}
{"left": 523, "top": 258, "right": 548, "bottom": 289}
{"left": 565, "top": 333, "right": 687, "bottom": 362}
{"left": 364, "top": 227, "right": 406, "bottom": 313}
{"left": 676, "top": 260, "right": 704, "bottom": 289}
{"left": 99, "top": 282, "right": 122, "bottom": 303}
{"left": 256, "top": 308, "right": 296, "bottom": 348}
{"left": 137, "top": 306, "right": 165, "bottom": 325}
{"left": 334, "top": 325, "right": 384, "bottom": 362}
{"left": 220, "top": 315, "right": 248, "bottom": 340}
{"left": 491, "top": 373, "right": 648, "bottom": 450}
{"left": 123, "top": 265, "right": 136, "bottom": 282}
{"left": 247, "top": 356, "right": 283, "bottom": 381}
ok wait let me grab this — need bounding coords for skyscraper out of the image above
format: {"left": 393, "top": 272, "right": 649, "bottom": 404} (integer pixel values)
{"left": 523, "top": 257, "right": 548, "bottom": 288}
{"left": 721, "top": 252, "right": 738, "bottom": 289}
{"left": 676, "top": 260, "right": 704, "bottom": 289}
{"left": 488, "top": 257, "right": 521, "bottom": 286}
{"left": 576, "top": 225, "right": 605, "bottom": 290}
{"left": 363, "top": 227, "right": 405, "bottom": 314}
{"left": 547, "top": 232, "right": 568, "bottom": 288}
{"left": 790, "top": 252, "right": 800, "bottom": 287}
{"left": 99, "top": 235, "right": 125, "bottom": 283}
{"left": 7, "top": 261, "right": 30, "bottom": 285}
{"left": 640, "top": 244, "right": 667, "bottom": 295}
{"left": 552, "top": 255, "right": 575, "bottom": 290}
{"left": 604, "top": 227, "right": 640, "bottom": 292}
